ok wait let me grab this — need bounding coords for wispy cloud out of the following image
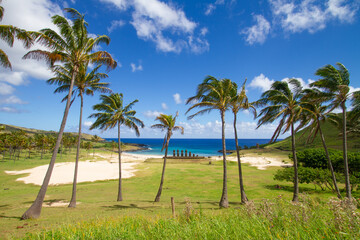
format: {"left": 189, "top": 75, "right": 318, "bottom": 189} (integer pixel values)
{"left": 107, "top": 20, "right": 126, "bottom": 33}
{"left": 242, "top": 0, "right": 359, "bottom": 44}
{"left": 0, "top": 83, "right": 15, "bottom": 95}
{"left": 0, "top": 96, "right": 27, "bottom": 104}
{"left": 241, "top": 15, "right": 271, "bottom": 45}
{"left": 143, "top": 110, "right": 163, "bottom": 118}
{"left": 130, "top": 62, "right": 143, "bottom": 72}
{"left": 161, "top": 103, "right": 168, "bottom": 110}
{"left": 173, "top": 93, "right": 182, "bottom": 104}
{"left": 205, "top": 0, "right": 225, "bottom": 15}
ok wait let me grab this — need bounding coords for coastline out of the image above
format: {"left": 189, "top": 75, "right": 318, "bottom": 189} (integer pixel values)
{"left": 5, "top": 150, "right": 290, "bottom": 186}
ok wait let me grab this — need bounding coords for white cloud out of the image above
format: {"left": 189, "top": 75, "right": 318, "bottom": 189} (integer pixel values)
{"left": 269, "top": 0, "right": 358, "bottom": 34}
{"left": 249, "top": 74, "right": 275, "bottom": 92}
{"left": 83, "top": 121, "right": 93, "bottom": 128}
{"left": 130, "top": 62, "right": 143, "bottom": 72}
{"left": 101, "top": 0, "right": 209, "bottom": 54}
{"left": 205, "top": 0, "right": 225, "bottom": 15}
{"left": 0, "top": 0, "right": 62, "bottom": 97}
{"left": 349, "top": 86, "right": 360, "bottom": 94}
{"left": 0, "top": 96, "right": 27, "bottom": 104}
{"left": 327, "top": 0, "right": 357, "bottom": 22}
{"left": 107, "top": 20, "right": 126, "bottom": 33}
{"left": 143, "top": 110, "right": 163, "bottom": 118}
{"left": 241, "top": 15, "right": 271, "bottom": 45}
{"left": 0, "top": 106, "right": 22, "bottom": 113}
{"left": 200, "top": 27, "right": 208, "bottom": 36}
{"left": 0, "top": 83, "right": 15, "bottom": 95}
{"left": 161, "top": 103, "right": 168, "bottom": 110}
{"left": 173, "top": 93, "right": 182, "bottom": 104}
{"left": 0, "top": 72, "right": 28, "bottom": 86}
{"left": 100, "top": 0, "right": 128, "bottom": 10}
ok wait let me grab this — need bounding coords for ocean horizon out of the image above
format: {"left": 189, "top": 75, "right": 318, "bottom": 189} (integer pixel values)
{"left": 104, "top": 138, "right": 276, "bottom": 156}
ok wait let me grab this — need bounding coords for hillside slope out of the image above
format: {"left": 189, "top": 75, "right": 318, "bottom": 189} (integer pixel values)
{"left": 267, "top": 120, "right": 359, "bottom": 152}
{"left": 0, "top": 123, "right": 102, "bottom": 141}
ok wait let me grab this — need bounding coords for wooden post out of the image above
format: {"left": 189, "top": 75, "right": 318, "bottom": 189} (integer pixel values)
{"left": 171, "top": 197, "right": 175, "bottom": 218}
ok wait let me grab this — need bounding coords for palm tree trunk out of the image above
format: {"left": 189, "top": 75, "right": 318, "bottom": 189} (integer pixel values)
{"left": 233, "top": 113, "right": 248, "bottom": 203}
{"left": 341, "top": 103, "right": 351, "bottom": 199}
{"left": 219, "top": 110, "right": 229, "bottom": 208}
{"left": 21, "top": 68, "right": 77, "bottom": 220}
{"left": 117, "top": 122, "right": 122, "bottom": 201}
{"left": 291, "top": 122, "right": 299, "bottom": 202}
{"left": 69, "top": 94, "right": 83, "bottom": 208}
{"left": 155, "top": 134, "right": 170, "bottom": 202}
{"left": 317, "top": 118, "right": 342, "bottom": 199}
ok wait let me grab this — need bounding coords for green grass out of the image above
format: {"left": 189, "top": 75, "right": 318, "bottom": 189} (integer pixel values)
{"left": 24, "top": 196, "right": 360, "bottom": 240}
{"left": 0, "top": 149, "right": 356, "bottom": 239}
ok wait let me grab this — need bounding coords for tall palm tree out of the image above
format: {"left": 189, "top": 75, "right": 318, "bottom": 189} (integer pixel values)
{"left": 0, "top": 0, "right": 33, "bottom": 69}
{"left": 310, "top": 63, "right": 352, "bottom": 199}
{"left": 230, "top": 79, "right": 256, "bottom": 203}
{"left": 186, "top": 76, "right": 233, "bottom": 208}
{"left": 151, "top": 113, "right": 184, "bottom": 202}
{"left": 90, "top": 93, "right": 144, "bottom": 201}
{"left": 21, "top": 8, "right": 117, "bottom": 220}
{"left": 257, "top": 79, "right": 305, "bottom": 202}
{"left": 300, "top": 88, "right": 342, "bottom": 198}
{"left": 48, "top": 63, "right": 111, "bottom": 208}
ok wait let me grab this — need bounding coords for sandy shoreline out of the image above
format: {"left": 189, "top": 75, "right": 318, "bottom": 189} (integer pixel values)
{"left": 5, "top": 152, "right": 290, "bottom": 186}
{"left": 5, "top": 152, "right": 162, "bottom": 186}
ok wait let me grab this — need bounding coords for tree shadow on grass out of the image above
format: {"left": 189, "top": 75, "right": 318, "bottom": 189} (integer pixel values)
{"left": 0, "top": 215, "right": 21, "bottom": 220}
{"left": 0, "top": 205, "right": 10, "bottom": 209}
{"left": 23, "top": 199, "right": 67, "bottom": 205}
{"left": 264, "top": 184, "right": 323, "bottom": 194}
{"left": 102, "top": 204, "right": 160, "bottom": 212}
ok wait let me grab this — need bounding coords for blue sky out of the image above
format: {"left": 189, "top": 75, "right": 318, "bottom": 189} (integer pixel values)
{"left": 1, "top": 0, "right": 360, "bottom": 139}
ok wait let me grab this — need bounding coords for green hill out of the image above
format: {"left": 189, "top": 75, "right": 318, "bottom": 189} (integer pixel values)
{"left": 0, "top": 123, "right": 103, "bottom": 141}
{"left": 267, "top": 119, "right": 360, "bottom": 152}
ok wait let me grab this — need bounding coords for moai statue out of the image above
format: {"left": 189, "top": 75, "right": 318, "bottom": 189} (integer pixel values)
{"left": 177, "top": 149, "right": 179, "bottom": 157}
{"left": 185, "top": 150, "right": 188, "bottom": 157}
{"left": 193, "top": 154, "right": 195, "bottom": 157}
{"left": 181, "top": 150, "right": 184, "bottom": 157}
{"left": 173, "top": 150, "right": 176, "bottom": 157}
{"left": 189, "top": 151, "right": 191, "bottom": 157}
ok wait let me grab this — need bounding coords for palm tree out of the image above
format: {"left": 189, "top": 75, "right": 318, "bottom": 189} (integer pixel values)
{"left": 91, "top": 135, "right": 102, "bottom": 156}
{"left": 21, "top": 8, "right": 117, "bottom": 220}
{"left": 230, "top": 79, "right": 256, "bottom": 203}
{"left": 151, "top": 113, "right": 184, "bottom": 202}
{"left": 310, "top": 63, "right": 352, "bottom": 199}
{"left": 300, "top": 88, "right": 342, "bottom": 198}
{"left": 48, "top": 63, "right": 110, "bottom": 208}
{"left": 0, "top": 0, "right": 33, "bottom": 69}
{"left": 90, "top": 93, "right": 144, "bottom": 201}
{"left": 257, "top": 79, "right": 305, "bottom": 202}
{"left": 186, "top": 76, "right": 233, "bottom": 208}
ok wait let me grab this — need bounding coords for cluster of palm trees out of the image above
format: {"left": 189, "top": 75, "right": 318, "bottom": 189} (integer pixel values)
{"left": 185, "top": 63, "right": 359, "bottom": 208}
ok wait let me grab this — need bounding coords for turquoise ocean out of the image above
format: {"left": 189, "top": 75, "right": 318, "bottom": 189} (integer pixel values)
{"left": 104, "top": 138, "right": 274, "bottom": 157}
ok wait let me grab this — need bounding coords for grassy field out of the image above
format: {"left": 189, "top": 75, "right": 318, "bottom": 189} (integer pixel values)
{"left": 0, "top": 148, "right": 358, "bottom": 239}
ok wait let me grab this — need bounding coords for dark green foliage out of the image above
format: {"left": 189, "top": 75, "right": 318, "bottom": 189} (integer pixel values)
{"left": 274, "top": 167, "right": 341, "bottom": 191}
{"left": 293, "top": 148, "right": 360, "bottom": 174}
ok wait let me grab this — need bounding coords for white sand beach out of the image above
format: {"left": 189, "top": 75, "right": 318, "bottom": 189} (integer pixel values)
{"left": 5, "top": 152, "right": 162, "bottom": 186}
{"left": 210, "top": 155, "right": 292, "bottom": 170}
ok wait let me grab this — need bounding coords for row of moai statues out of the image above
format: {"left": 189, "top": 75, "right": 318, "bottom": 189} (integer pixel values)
{"left": 173, "top": 149, "right": 198, "bottom": 157}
